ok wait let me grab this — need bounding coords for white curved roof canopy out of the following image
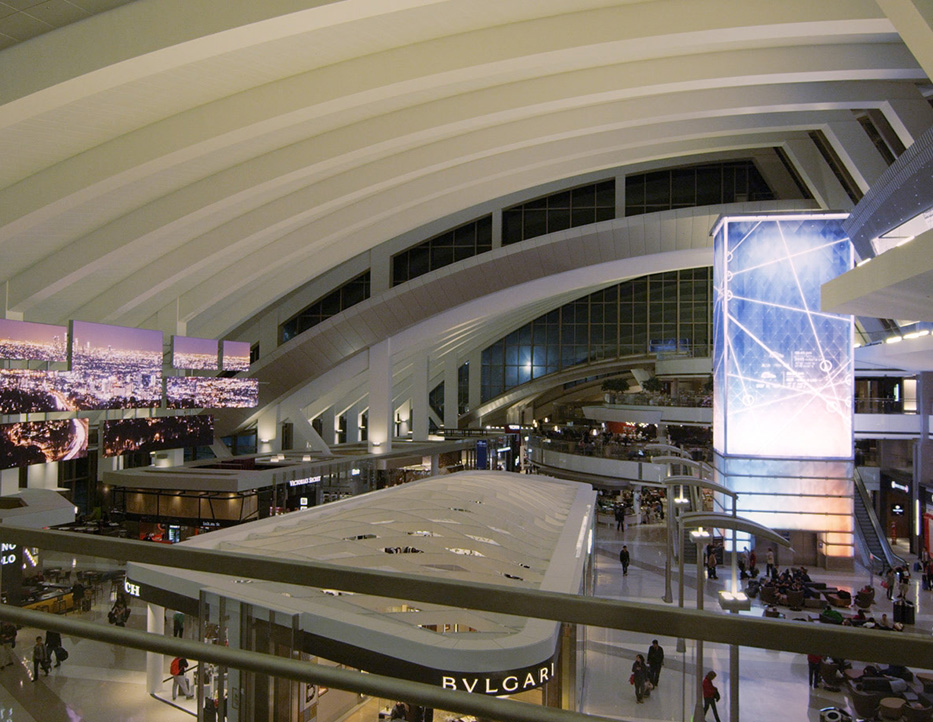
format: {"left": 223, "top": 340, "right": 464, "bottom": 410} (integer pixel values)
{"left": 2, "top": 1, "right": 932, "bottom": 436}
{"left": 1, "top": 0, "right": 929, "bottom": 335}
{"left": 129, "top": 471, "right": 596, "bottom": 678}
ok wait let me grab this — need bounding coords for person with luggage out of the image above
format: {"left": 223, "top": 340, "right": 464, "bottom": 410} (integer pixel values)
{"left": 631, "top": 653, "right": 648, "bottom": 703}
{"left": 45, "top": 630, "right": 67, "bottom": 667}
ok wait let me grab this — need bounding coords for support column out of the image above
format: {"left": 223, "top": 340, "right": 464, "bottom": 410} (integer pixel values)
{"left": 146, "top": 604, "right": 165, "bottom": 695}
{"left": 467, "top": 349, "right": 482, "bottom": 417}
{"left": 411, "top": 354, "right": 430, "bottom": 442}
{"left": 822, "top": 119, "right": 889, "bottom": 194}
{"left": 914, "top": 372, "right": 933, "bottom": 553}
{"left": 443, "top": 355, "right": 459, "bottom": 432}
{"left": 319, "top": 407, "right": 336, "bottom": 446}
{"left": 367, "top": 339, "right": 393, "bottom": 453}
{"left": 345, "top": 402, "right": 363, "bottom": 444}
{"left": 876, "top": 0, "right": 933, "bottom": 81}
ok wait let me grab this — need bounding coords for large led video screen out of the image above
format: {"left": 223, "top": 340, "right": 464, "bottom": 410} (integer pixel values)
{"left": 172, "top": 336, "right": 218, "bottom": 371}
{"left": 0, "top": 369, "right": 80, "bottom": 414}
{"left": 69, "top": 321, "right": 163, "bottom": 409}
{"left": 0, "top": 319, "right": 67, "bottom": 362}
{"left": 0, "top": 419, "right": 88, "bottom": 470}
{"left": 221, "top": 340, "right": 250, "bottom": 372}
{"left": 713, "top": 214, "right": 853, "bottom": 459}
{"left": 101, "top": 415, "right": 214, "bottom": 457}
{"left": 165, "top": 377, "right": 258, "bottom": 409}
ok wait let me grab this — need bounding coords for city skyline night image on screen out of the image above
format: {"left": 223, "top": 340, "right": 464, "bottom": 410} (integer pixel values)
{"left": 0, "top": 419, "right": 88, "bottom": 470}
{"left": 222, "top": 340, "right": 250, "bottom": 372}
{"left": 101, "top": 415, "right": 214, "bottom": 457}
{"left": 69, "top": 321, "right": 163, "bottom": 409}
{"left": 165, "top": 377, "right": 258, "bottom": 409}
{"left": 172, "top": 336, "right": 219, "bottom": 371}
{"left": 0, "top": 319, "right": 68, "bottom": 362}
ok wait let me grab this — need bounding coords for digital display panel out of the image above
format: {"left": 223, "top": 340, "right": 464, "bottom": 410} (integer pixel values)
{"left": 101, "top": 415, "right": 214, "bottom": 457}
{"left": 0, "top": 419, "right": 88, "bottom": 470}
{"left": 165, "top": 377, "right": 258, "bottom": 408}
{"left": 713, "top": 214, "right": 853, "bottom": 458}
{"left": 69, "top": 321, "right": 163, "bottom": 409}
{"left": 0, "top": 369, "right": 80, "bottom": 414}
{"left": 0, "top": 319, "right": 67, "bottom": 362}
{"left": 172, "top": 336, "right": 218, "bottom": 370}
{"left": 221, "top": 340, "right": 250, "bottom": 372}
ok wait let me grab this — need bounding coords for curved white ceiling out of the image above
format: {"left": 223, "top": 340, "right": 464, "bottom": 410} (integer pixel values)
{"left": 1, "top": 0, "right": 929, "bottom": 343}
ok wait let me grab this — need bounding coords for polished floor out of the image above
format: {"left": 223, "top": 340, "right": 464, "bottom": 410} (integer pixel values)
{"left": 0, "top": 520, "right": 929, "bottom": 721}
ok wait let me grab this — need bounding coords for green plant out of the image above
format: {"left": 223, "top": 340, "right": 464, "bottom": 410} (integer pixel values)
{"left": 641, "top": 376, "right": 663, "bottom": 393}
{"left": 600, "top": 378, "right": 629, "bottom": 392}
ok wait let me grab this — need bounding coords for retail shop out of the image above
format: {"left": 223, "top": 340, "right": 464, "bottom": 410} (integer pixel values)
{"left": 128, "top": 471, "right": 595, "bottom": 722}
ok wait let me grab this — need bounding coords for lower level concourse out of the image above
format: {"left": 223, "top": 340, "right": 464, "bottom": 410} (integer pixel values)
{"left": 0, "top": 510, "right": 928, "bottom": 722}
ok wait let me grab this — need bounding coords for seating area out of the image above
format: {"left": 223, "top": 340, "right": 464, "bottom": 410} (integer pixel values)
{"left": 844, "top": 663, "right": 933, "bottom": 721}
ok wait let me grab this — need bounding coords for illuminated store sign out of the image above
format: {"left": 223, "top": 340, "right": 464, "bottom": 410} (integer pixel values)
{"left": 441, "top": 661, "right": 557, "bottom": 694}
{"left": 124, "top": 579, "right": 141, "bottom": 597}
{"left": 713, "top": 214, "right": 853, "bottom": 458}
{"left": 289, "top": 475, "right": 322, "bottom": 487}
{"left": 0, "top": 544, "right": 16, "bottom": 566}
{"left": 890, "top": 481, "right": 909, "bottom": 493}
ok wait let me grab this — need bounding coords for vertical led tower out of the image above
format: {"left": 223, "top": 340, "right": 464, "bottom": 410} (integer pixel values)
{"left": 712, "top": 214, "right": 855, "bottom": 568}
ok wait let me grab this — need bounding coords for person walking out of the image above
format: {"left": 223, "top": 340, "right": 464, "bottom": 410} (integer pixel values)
{"left": 702, "top": 670, "right": 722, "bottom": 722}
{"left": 897, "top": 566, "right": 910, "bottom": 600}
{"left": 0, "top": 622, "right": 16, "bottom": 669}
{"left": 173, "top": 611, "right": 185, "bottom": 638}
{"left": 171, "top": 656, "right": 194, "bottom": 699}
{"left": 631, "top": 654, "right": 648, "bottom": 703}
{"left": 884, "top": 567, "right": 896, "bottom": 600}
{"left": 807, "top": 653, "right": 822, "bottom": 689}
{"left": 32, "top": 637, "right": 50, "bottom": 681}
{"left": 646, "top": 640, "right": 664, "bottom": 687}
{"left": 766, "top": 548, "right": 775, "bottom": 578}
{"left": 45, "top": 630, "right": 65, "bottom": 667}
{"left": 619, "top": 545, "right": 630, "bottom": 576}
{"left": 748, "top": 548, "right": 757, "bottom": 577}
{"left": 614, "top": 505, "right": 624, "bottom": 532}
{"left": 707, "top": 548, "right": 718, "bottom": 579}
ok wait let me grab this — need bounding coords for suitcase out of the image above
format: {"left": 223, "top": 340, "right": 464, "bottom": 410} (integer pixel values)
{"left": 893, "top": 600, "right": 915, "bottom": 625}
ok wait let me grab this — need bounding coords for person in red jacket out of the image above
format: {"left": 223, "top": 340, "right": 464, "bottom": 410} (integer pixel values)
{"left": 807, "top": 654, "right": 823, "bottom": 688}
{"left": 702, "top": 670, "right": 721, "bottom": 722}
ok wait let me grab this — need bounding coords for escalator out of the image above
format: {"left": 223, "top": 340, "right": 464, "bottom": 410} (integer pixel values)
{"left": 852, "top": 469, "right": 905, "bottom": 573}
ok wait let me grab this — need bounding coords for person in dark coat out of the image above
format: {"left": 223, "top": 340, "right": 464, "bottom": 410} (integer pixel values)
{"left": 45, "top": 630, "right": 64, "bottom": 667}
{"left": 619, "top": 545, "right": 630, "bottom": 576}
{"left": 632, "top": 654, "right": 648, "bottom": 703}
{"left": 647, "top": 639, "right": 664, "bottom": 687}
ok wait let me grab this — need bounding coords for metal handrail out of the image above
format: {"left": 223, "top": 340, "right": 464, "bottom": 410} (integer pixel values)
{"left": 0, "top": 526, "right": 927, "bottom": 662}
{"left": 853, "top": 468, "right": 905, "bottom": 571}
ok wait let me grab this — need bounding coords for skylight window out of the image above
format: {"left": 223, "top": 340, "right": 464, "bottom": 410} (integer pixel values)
{"left": 465, "top": 534, "right": 499, "bottom": 546}
{"left": 447, "top": 548, "right": 485, "bottom": 557}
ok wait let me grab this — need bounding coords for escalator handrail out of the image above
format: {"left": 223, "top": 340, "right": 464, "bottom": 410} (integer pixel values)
{"left": 853, "top": 468, "right": 905, "bottom": 571}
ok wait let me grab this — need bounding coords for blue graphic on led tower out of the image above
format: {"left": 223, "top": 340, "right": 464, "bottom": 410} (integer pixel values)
{"left": 713, "top": 215, "right": 853, "bottom": 459}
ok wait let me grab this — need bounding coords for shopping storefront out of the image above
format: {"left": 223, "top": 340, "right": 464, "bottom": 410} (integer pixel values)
{"left": 128, "top": 471, "right": 595, "bottom": 722}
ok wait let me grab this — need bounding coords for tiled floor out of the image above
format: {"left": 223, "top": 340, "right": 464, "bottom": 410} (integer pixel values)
{"left": 0, "top": 521, "right": 929, "bottom": 721}
{"left": 583, "top": 521, "right": 933, "bottom": 722}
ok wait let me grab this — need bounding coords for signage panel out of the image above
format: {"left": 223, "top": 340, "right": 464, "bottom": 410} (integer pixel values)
{"left": 713, "top": 215, "right": 853, "bottom": 458}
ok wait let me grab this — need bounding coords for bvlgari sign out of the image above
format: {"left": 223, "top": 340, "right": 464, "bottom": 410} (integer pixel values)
{"left": 439, "top": 660, "right": 558, "bottom": 694}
